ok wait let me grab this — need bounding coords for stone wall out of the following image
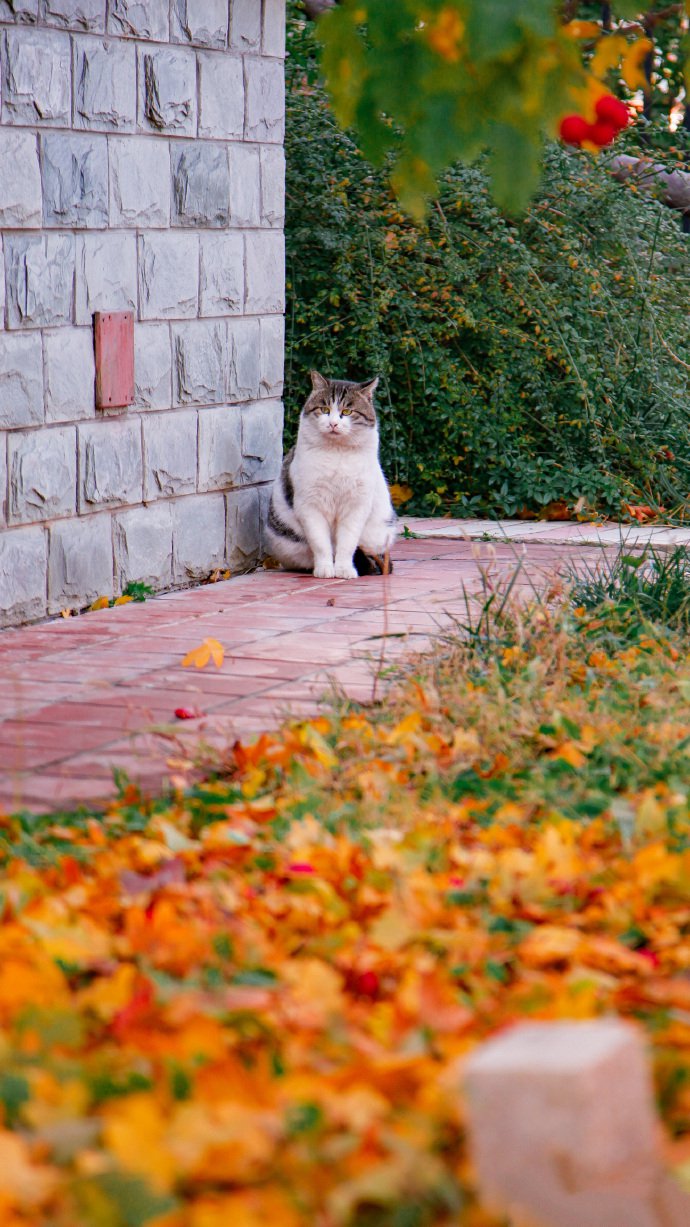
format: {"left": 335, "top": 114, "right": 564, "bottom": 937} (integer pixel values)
{"left": 0, "top": 0, "right": 285, "bottom": 627}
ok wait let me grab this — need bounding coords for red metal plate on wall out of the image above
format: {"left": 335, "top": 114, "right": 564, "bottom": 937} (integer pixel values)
{"left": 94, "top": 311, "right": 135, "bottom": 410}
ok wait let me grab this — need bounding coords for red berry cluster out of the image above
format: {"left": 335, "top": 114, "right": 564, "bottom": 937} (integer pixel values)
{"left": 559, "top": 94, "right": 629, "bottom": 148}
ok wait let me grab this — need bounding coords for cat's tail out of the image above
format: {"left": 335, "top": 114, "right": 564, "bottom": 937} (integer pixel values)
{"left": 353, "top": 549, "right": 393, "bottom": 577}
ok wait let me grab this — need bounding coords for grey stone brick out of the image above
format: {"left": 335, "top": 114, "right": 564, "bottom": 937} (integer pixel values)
{"left": 199, "top": 232, "right": 243, "bottom": 316}
{"left": 108, "top": 0, "right": 169, "bottom": 40}
{"left": 245, "top": 231, "right": 285, "bottom": 314}
{"left": 229, "top": 143, "right": 260, "bottom": 227}
{"left": 42, "top": 132, "right": 108, "bottom": 228}
{"left": 44, "top": 327, "right": 95, "bottom": 422}
{"left": 229, "top": 0, "right": 260, "bottom": 49}
{"left": 198, "top": 51, "right": 244, "bottom": 139}
{"left": 3, "top": 28, "right": 71, "bottom": 125}
{"left": 48, "top": 513, "right": 113, "bottom": 612}
{"left": 139, "top": 46, "right": 196, "bottom": 135}
{"left": 74, "top": 37, "right": 136, "bottom": 132}
{"left": 198, "top": 404, "right": 241, "bottom": 490}
{"left": 79, "top": 417, "right": 143, "bottom": 508}
{"left": 172, "top": 492, "right": 226, "bottom": 581}
{"left": 173, "top": 320, "right": 227, "bottom": 406}
{"left": 134, "top": 323, "right": 171, "bottom": 410}
{"left": 226, "top": 484, "right": 260, "bottom": 571}
{"left": 244, "top": 58, "right": 284, "bottom": 143}
{"left": 0, "top": 333, "right": 44, "bottom": 428}
{"left": 261, "top": 144, "right": 285, "bottom": 227}
{"left": 227, "top": 317, "right": 260, "bottom": 401}
{"left": 0, "top": 525, "right": 47, "bottom": 627}
{"left": 114, "top": 501, "right": 173, "bottom": 590}
{"left": 139, "top": 232, "right": 199, "bottom": 319}
{"left": 0, "top": 131, "right": 41, "bottom": 227}
{"left": 5, "top": 234, "right": 75, "bottom": 328}
{"left": 260, "top": 315, "right": 284, "bottom": 397}
{"left": 172, "top": 0, "right": 227, "bottom": 48}
{"left": 172, "top": 142, "right": 230, "bottom": 227}
{"left": 75, "top": 232, "right": 137, "bottom": 325}
{"left": 0, "top": 432, "right": 7, "bottom": 526}
{"left": 0, "top": 0, "right": 38, "bottom": 22}
{"left": 240, "top": 397, "right": 283, "bottom": 483}
{"left": 143, "top": 408, "right": 197, "bottom": 499}
{"left": 258, "top": 480, "right": 272, "bottom": 554}
{"left": 9, "top": 425, "right": 76, "bottom": 523}
{"left": 109, "top": 135, "right": 170, "bottom": 228}
{"left": 44, "top": 0, "right": 105, "bottom": 31}
{"left": 263, "top": 0, "right": 286, "bottom": 57}
{"left": 0, "top": 239, "right": 4, "bottom": 332}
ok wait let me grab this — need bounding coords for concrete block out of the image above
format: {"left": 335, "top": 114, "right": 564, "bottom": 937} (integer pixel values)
{"left": 114, "top": 501, "right": 173, "bottom": 590}
{"left": 245, "top": 230, "right": 285, "bottom": 314}
{"left": 200, "top": 232, "right": 243, "bottom": 316}
{"left": 42, "top": 132, "right": 108, "bottom": 228}
{"left": 143, "top": 408, "right": 197, "bottom": 499}
{"left": 74, "top": 37, "right": 136, "bottom": 131}
{"left": 261, "top": 144, "right": 285, "bottom": 227}
{"left": 226, "top": 484, "right": 260, "bottom": 571}
{"left": 172, "top": 491, "right": 226, "bottom": 581}
{"left": 139, "top": 46, "right": 196, "bottom": 135}
{"left": 5, "top": 233, "right": 75, "bottom": 328}
{"left": 172, "top": 142, "right": 230, "bottom": 227}
{"left": 134, "top": 323, "right": 171, "bottom": 410}
{"left": 0, "top": 435, "right": 5, "bottom": 526}
{"left": 263, "top": 0, "right": 286, "bottom": 57}
{"left": 244, "top": 57, "right": 284, "bottom": 143}
{"left": 229, "top": 143, "right": 260, "bottom": 226}
{"left": 9, "top": 425, "right": 76, "bottom": 524}
{"left": 2, "top": 28, "right": 71, "bottom": 125}
{"left": 44, "top": 0, "right": 105, "bottom": 31}
{"left": 241, "top": 397, "right": 283, "bottom": 483}
{"left": 198, "top": 404, "right": 242, "bottom": 491}
{"left": 0, "top": 131, "right": 41, "bottom": 226}
{"left": 138, "top": 231, "right": 199, "bottom": 320}
{"left": 75, "top": 232, "right": 137, "bottom": 324}
{"left": 229, "top": 0, "right": 260, "bottom": 49}
{"left": 0, "top": 525, "right": 47, "bottom": 627}
{"left": 198, "top": 51, "right": 244, "bottom": 139}
{"left": 172, "top": 320, "right": 227, "bottom": 406}
{"left": 109, "top": 135, "right": 170, "bottom": 228}
{"left": 48, "top": 513, "right": 113, "bottom": 612}
{"left": 0, "top": 0, "right": 37, "bottom": 21}
{"left": 44, "top": 327, "right": 95, "bottom": 422}
{"left": 79, "top": 417, "right": 143, "bottom": 508}
{"left": 260, "top": 315, "right": 284, "bottom": 397}
{"left": 172, "top": 0, "right": 227, "bottom": 48}
{"left": 108, "top": 0, "right": 169, "bottom": 40}
{"left": 0, "top": 333, "right": 44, "bottom": 428}
{"left": 228, "top": 316, "right": 260, "bottom": 401}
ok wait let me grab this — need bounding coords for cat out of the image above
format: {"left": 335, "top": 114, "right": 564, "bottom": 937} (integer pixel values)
{"left": 265, "top": 371, "right": 398, "bottom": 579}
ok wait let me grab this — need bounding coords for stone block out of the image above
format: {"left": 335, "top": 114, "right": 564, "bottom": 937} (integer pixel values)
{"left": 226, "top": 484, "right": 260, "bottom": 571}
{"left": 134, "top": 323, "right": 171, "bottom": 410}
{"left": 0, "top": 333, "right": 44, "bottom": 428}
{"left": 229, "top": 143, "right": 260, "bottom": 227}
{"left": 143, "top": 408, "right": 197, "bottom": 499}
{"left": 172, "top": 0, "right": 227, "bottom": 48}
{"left": 9, "top": 425, "right": 76, "bottom": 524}
{"left": 114, "top": 501, "right": 173, "bottom": 590}
{"left": 79, "top": 417, "right": 143, "bottom": 509}
{"left": 109, "top": 135, "right": 170, "bottom": 228}
{"left": 198, "top": 51, "right": 244, "bottom": 139}
{"left": 75, "top": 232, "right": 137, "bottom": 324}
{"left": 228, "top": 317, "right": 260, "bottom": 401}
{"left": 198, "top": 404, "right": 242, "bottom": 491}
{"left": 244, "top": 58, "right": 284, "bottom": 143}
{"left": 138, "top": 232, "right": 199, "bottom": 320}
{"left": 261, "top": 144, "right": 285, "bottom": 227}
{"left": 44, "top": 0, "right": 105, "bottom": 31}
{"left": 172, "top": 320, "right": 227, "bottom": 406}
{"left": 5, "top": 234, "right": 75, "bottom": 328}
{"left": 172, "top": 492, "right": 226, "bottom": 581}
{"left": 0, "top": 431, "right": 6, "bottom": 526}
{"left": 42, "top": 132, "right": 108, "bottom": 228}
{"left": 0, "top": 525, "right": 47, "bottom": 627}
{"left": 0, "top": 0, "right": 37, "bottom": 21}
{"left": 139, "top": 46, "right": 196, "bottom": 135}
{"left": 245, "top": 230, "right": 285, "bottom": 314}
{"left": 172, "top": 142, "right": 230, "bottom": 227}
{"left": 48, "top": 514, "right": 113, "bottom": 612}
{"left": 241, "top": 397, "right": 283, "bottom": 483}
{"left": 260, "top": 315, "right": 284, "bottom": 397}
{"left": 108, "top": 0, "right": 169, "bottom": 40}
{"left": 44, "top": 327, "right": 95, "bottom": 422}
{"left": 229, "top": 0, "right": 260, "bottom": 49}
{"left": 199, "top": 232, "right": 243, "bottom": 316}
{"left": 74, "top": 37, "right": 136, "bottom": 131}
{"left": 2, "top": 28, "right": 71, "bottom": 125}
{"left": 263, "top": 0, "right": 286, "bottom": 57}
{"left": 0, "top": 131, "right": 41, "bottom": 226}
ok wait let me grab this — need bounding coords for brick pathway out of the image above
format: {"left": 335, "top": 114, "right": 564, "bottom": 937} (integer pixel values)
{"left": 2, "top": 516, "right": 683, "bottom": 815}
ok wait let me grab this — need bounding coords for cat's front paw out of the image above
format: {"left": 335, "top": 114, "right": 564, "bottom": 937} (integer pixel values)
{"left": 313, "top": 561, "right": 336, "bottom": 579}
{"left": 333, "top": 562, "right": 358, "bottom": 580}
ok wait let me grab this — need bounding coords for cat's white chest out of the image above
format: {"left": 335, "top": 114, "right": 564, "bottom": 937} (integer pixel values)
{"left": 292, "top": 445, "right": 373, "bottom": 517}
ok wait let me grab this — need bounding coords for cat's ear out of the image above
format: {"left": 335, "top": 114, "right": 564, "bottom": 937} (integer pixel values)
{"left": 357, "top": 377, "right": 379, "bottom": 402}
{"left": 309, "top": 370, "right": 330, "bottom": 393}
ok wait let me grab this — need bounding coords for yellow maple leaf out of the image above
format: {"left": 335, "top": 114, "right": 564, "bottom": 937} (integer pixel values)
{"left": 182, "top": 637, "right": 225, "bottom": 669}
{"left": 389, "top": 482, "right": 413, "bottom": 507}
{"left": 623, "top": 37, "right": 654, "bottom": 91}
{"left": 590, "top": 33, "right": 626, "bottom": 79}
{"left": 563, "top": 19, "right": 602, "bottom": 39}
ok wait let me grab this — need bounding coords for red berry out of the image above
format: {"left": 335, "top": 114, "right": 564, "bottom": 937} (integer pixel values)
{"left": 588, "top": 120, "right": 618, "bottom": 147}
{"left": 353, "top": 970, "right": 380, "bottom": 998}
{"left": 595, "top": 94, "right": 629, "bottom": 130}
{"left": 174, "top": 706, "right": 197, "bottom": 719}
{"left": 559, "top": 114, "right": 590, "bottom": 146}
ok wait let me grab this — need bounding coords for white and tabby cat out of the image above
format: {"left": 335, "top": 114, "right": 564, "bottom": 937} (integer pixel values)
{"left": 266, "top": 371, "right": 398, "bottom": 579}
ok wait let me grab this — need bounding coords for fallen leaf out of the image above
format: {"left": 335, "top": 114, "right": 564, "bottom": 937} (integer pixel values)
{"left": 182, "top": 638, "right": 225, "bottom": 670}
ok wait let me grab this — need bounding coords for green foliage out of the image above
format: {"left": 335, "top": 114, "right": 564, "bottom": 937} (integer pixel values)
{"left": 570, "top": 544, "right": 690, "bottom": 636}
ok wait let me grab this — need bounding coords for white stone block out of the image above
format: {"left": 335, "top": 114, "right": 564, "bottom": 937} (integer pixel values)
{"left": 260, "top": 144, "right": 285, "bottom": 227}
{"left": 263, "top": 0, "right": 286, "bottom": 57}
{"left": 44, "top": 327, "right": 95, "bottom": 422}
{"left": 200, "top": 232, "right": 244, "bottom": 316}
{"left": 228, "top": 316, "right": 260, "bottom": 401}
{"left": 3, "top": 27, "right": 71, "bottom": 125}
{"left": 75, "top": 232, "right": 137, "bottom": 324}
{"left": 198, "top": 404, "right": 242, "bottom": 490}
{"left": 260, "top": 314, "right": 284, "bottom": 397}
{"left": 0, "top": 333, "right": 44, "bottom": 428}
{"left": 74, "top": 37, "right": 137, "bottom": 132}
{"left": 240, "top": 396, "right": 283, "bottom": 483}
{"left": 229, "top": 0, "right": 260, "bottom": 49}
{"left": 109, "top": 135, "right": 170, "bottom": 228}
{"left": 172, "top": 0, "right": 228, "bottom": 48}
{"left": 226, "top": 484, "right": 260, "bottom": 571}
{"left": 134, "top": 323, "right": 172, "bottom": 410}
{"left": 79, "top": 417, "right": 143, "bottom": 508}
{"left": 44, "top": 0, "right": 106, "bottom": 31}
{"left": 245, "top": 230, "right": 285, "bottom": 314}
{"left": 172, "top": 492, "right": 226, "bottom": 580}
{"left": 9, "top": 424, "right": 76, "bottom": 524}
{"left": 48, "top": 513, "right": 113, "bottom": 612}
{"left": 143, "top": 408, "right": 197, "bottom": 499}
{"left": 172, "top": 320, "right": 227, "bottom": 406}
{"left": 0, "top": 431, "right": 6, "bottom": 526}
{"left": 244, "top": 57, "right": 284, "bottom": 143}
{"left": 229, "top": 143, "right": 260, "bottom": 226}
{"left": 172, "top": 141, "right": 230, "bottom": 227}
{"left": 0, "top": 131, "right": 41, "bottom": 227}
{"left": 0, "top": 525, "right": 47, "bottom": 627}
{"left": 42, "top": 132, "right": 109, "bottom": 228}
{"left": 139, "top": 232, "right": 199, "bottom": 320}
{"left": 198, "top": 51, "right": 244, "bottom": 139}
{"left": 0, "top": 0, "right": 38, "bottom": 21}
{"left": 114, "top": 500, "right": 173, "bottom": 589}
{"left": 5, "top": 233, "right": 75, "bottom": 328}
{"left": 108, "top": 0, "right": 169, "bottom": 40}
{"left": 139, "top": 45, "right": 197, "bottom": 135}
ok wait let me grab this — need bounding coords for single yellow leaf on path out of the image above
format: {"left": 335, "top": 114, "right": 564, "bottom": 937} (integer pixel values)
{"left": 182, "top": 638, "right": 225, "bottom": 669}
{"left": 114, "top": 594, "right": 133, "bottom": 606}
{"left": 90, "top": 595, "right": 110, "bottom": 611}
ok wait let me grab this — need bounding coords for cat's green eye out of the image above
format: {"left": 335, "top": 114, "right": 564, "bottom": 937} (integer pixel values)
{"left": 341, "top": 407, "right": 353, "bottom": 416}
{"left": 320, "top": 406, "right": 330, "bottom": 414}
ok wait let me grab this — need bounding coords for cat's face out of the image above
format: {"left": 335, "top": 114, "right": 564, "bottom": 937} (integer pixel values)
{"left": 301, "top": 371, "right": 379, "bottom": 444}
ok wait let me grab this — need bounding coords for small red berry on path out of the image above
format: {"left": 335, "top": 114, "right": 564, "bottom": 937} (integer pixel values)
{"left": 174, "top": 707, "right": 198, "bottom": 720}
